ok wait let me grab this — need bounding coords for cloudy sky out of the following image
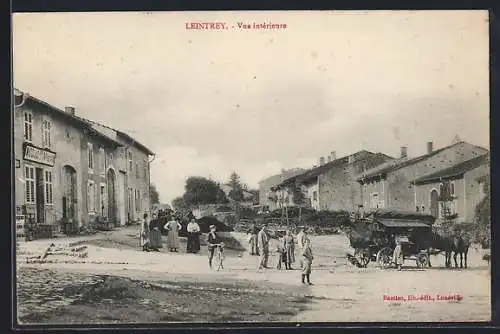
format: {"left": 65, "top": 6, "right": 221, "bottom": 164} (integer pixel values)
{"left": 13, "top": 11, "right": 489, "bottom": 204}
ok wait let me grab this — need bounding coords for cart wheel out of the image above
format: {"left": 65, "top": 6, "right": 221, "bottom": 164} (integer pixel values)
{"left": 354, "top": 248, "right": 370, "bottom": 268}
{"left": 416, "top": 253, "right": 429, "bottom": 269}
{"left": 376, "top": 247, "right": 392, "bottom": 269}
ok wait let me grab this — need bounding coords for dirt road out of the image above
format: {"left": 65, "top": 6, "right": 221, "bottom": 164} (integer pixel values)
{"left": 16, "top": 228, "right": 491, "bottom": 323}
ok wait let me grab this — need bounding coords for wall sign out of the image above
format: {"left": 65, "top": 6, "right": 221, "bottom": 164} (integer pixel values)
{"left": 23, "top": 143, "right": 56, "bottom": 167}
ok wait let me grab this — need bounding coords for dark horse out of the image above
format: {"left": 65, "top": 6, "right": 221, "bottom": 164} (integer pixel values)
{"left": 430, "top": 230, "right": 471, "bottom": 269}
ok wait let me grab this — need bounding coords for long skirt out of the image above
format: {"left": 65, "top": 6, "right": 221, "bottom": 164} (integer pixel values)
{"left": 149, "top": 230, "right": 162, "bottom": 249}
{"left": 302, "top": 257, "right": 312, "bottom": 275}
{"left": 140, "top": 232, "right": 150, "bottom": 247}
{"left": 187, "top": 233, "right": 200, "bottom": 253}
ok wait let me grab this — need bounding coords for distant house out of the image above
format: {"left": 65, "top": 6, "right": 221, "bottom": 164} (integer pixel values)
{"left": 411, "top": 153, "right": 489, "bottom": 223}
{"left": 275, "top": 150, "right": 394, "bottom": 211}
{"left": 258, "top": 168, "right": 306, "bottom": 211}
{"left": 219, "top": 184, "right": 256, "bottom": 207}
{"left": 357, "top": 141, "right": 489, "bottom": 217}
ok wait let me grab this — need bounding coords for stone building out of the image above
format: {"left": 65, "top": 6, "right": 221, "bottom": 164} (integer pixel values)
{"left": 411, "top": 153, "right": 489, "bottom": 223}
{"left": 14, "top": 89, "right": 154, "bottom": 234}
{"left": 258, "top": 168, "right": 306, "bottom": 211}
{"left": 276, "top": 150, "right": 394, "bottom": 211}
{"left": 357, "top": 141, "right": 488, "bottom": 217}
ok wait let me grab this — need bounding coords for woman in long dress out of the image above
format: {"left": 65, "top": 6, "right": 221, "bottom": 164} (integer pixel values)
{"left": 186, "top": 219, "right": 201, "bottom": 253}
{"left": 164, "top": 218, "right": 182, "bottom": 252}
{"left": 148, "top": 213, "right": 162, "bottom": 252}
{"left": 140, "top": 213, "right": 150, "bottom": 252}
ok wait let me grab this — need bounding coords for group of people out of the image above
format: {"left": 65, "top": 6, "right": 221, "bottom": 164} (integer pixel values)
{"left": 248, "top": 224, "right": 314, "bottom": 285}
{"left": 139, "top": 211, "right": 202, "bottom": 254}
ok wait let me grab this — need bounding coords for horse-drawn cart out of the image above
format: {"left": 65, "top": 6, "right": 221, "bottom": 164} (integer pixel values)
{"left": 347, "top": 209, "right": 435, "bottom": 269}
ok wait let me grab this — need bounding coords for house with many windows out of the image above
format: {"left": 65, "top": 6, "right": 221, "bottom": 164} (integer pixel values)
{"left": 14, "top": 88, "right": 154, "bottom": 235}
{"left": 357, "top": 141, "right": 489, "bottom": 221}
{"left": 273, "top": 150, "right": 394, "bottom": 212}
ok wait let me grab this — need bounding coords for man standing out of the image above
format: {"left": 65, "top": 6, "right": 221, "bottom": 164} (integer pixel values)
{"left": 296, "top": 226, "right": 308, "bottom": 271}
{"left": 249, "top": 223, "right": 259, "bottom": 256}
{"left": 257, "top": 225, "right": 270, "bottom": 269}
{"left": 187, "top": 219, "right": 201, "bottom": 253}
{"left": 301, "top": 238, "right": 314, "bottom": 285}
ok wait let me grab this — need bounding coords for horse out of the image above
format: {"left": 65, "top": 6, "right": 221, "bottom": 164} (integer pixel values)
{"left": 429, "top": 230, "right": 471, "bottom": 269}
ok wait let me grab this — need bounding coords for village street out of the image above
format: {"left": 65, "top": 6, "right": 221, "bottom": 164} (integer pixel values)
{"left": 16, "top": 226, "right": 491, "bottom": 324}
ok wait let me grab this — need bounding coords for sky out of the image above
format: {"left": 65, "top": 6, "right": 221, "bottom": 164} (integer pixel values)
{"left": 12, "top": 11, "right": 490, "bottom": 204}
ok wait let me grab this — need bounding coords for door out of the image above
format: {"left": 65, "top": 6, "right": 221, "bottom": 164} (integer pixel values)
{"left": 62, "top": 165, "right": 77, "bottom": 229}
{"left": 107, "top": 169, "right": 116, "bottom": 225}
{"left": 35, "top": 168, "right": 45, "bottom": 224}
{"left": 430, "top": 189, "right": 439, "bottom": 218}
{"left": 118, "top": 171, "right": 126, "bottom": 226}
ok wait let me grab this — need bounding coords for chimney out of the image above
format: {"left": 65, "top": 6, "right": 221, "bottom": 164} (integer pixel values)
{"left": 64, "top": 106, "right": 76, "bottom": 115}
{"left": 319, "top": 156, "right": 325, "bottom": 165}
{"left": 330, "top": 151, "right": 336, "bottom": 161}
{"left": 427, "top": 141, "right": 433, "bottom": 154}
{"left": 400, "top": 146, "right": 408, "bottom": 158}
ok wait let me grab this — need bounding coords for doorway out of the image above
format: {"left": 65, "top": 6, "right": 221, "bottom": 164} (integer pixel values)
{"left": 107, "top": 169, "right": 116, "bottom": 226}
{"left": 62, "top": 165, "right": 77, "bottom": 233}
{"left": 35, "top": 168, "right": 45, "bottom": 224}
{"left": 430, "top": 189, "right": 439, "bottom": 219}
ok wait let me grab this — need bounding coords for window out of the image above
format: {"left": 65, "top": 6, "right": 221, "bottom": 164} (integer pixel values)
{"left": 41, "top": 118, "right": 52, "bottom": 148}
{"left": 128, "top": 188, "right": 134, "bottom": 213}
{"left": 136, "top": 162, "right": 140, "bottom": 179}
{"left": 313, "top": 191, "right": 318, "bottom": 201}
{"left": 143, "top": 159, "right": 148, "bottom": 181}
{"left": 24, "top": 165, "right": 35, "bottom": 203}
{"left": 87, "top": 181, "right": 96, "bottom": 213}
{"left": 100, "top": 183, "right": 106, "bottom": 216}
{"left": 370, "top": 192, "right": 379, "bottom": 209}
{"left": 450, "top": 181, "right": 455, "bottom": 197}
{"left": 24, "top": 111, "right": 33, "bottom": 142}
{"left": 87, "top": 143, "right": 94, "bottom": 172}
{"left": 128, "top": 152, "right": 133, "bottom": 171}
{"left": 135, "top": 189, "right": 141, "bottom": 212}
{"left": 99, "top": 147, "right": 105, "bottom": 175}
{"left": 44, "top": 170, "right": 53, "bottom": 204}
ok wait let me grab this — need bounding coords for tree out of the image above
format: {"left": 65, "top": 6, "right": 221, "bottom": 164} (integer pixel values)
{"left": 150, "top": 183, "right": 160, "bottom": 205}
{"left": 227, "top": 172, "right": 244, "bottom": 203}
{"left": 474, "top": 175, "right": 490, "bottom": 248}
{"left": 182, "top": 176, "right": 228, "bottom": 207}
{"left": 171, "top": 196, "right": 189, "bottom": 211}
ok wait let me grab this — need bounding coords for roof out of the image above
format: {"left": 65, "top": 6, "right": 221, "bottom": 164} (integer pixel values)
{"left": 16, "top": 89, "right": 123, "bottom": 147}
{"left": 219, "top": 184, "right": 255, "bottom": 200}
{"left": 357, "top": 141, "right": 489, "bottom": 183}
{"left": 412, "top": 153, "right": 490, "bottom": 185}
{"left": 14, "top": 88, "right": 154, "bottom": 155}
{"left": 278, "top": 151, "right": 393, "bottom": 187}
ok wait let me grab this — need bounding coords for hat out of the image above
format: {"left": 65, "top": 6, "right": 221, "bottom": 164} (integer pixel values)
{"left": 209, "top": 224, "right": 216, "bottom": 229}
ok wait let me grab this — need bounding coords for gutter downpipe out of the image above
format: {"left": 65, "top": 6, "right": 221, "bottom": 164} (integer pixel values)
{"left": 148, "top": 153, "right": 156, "bottom": 214}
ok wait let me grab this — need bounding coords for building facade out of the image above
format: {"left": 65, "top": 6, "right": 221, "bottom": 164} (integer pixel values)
{"left": 357, "top": 141, "right": 489, "bottom": 218}
{"left": 258, "top": 168, "right": 305, "bottom": 211}
{"left": 14, "top": 89, "right": 154, "bottom": 234}
{"left": 276, "top": 151, "right": 394, "bottom": 212}
{"left": 412, "top": 154, "right": 489, "bottom": 223}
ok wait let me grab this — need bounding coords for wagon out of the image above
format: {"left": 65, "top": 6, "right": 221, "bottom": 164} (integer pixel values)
{"left": 347, "top": 209, "right": 435, "bottom": 269}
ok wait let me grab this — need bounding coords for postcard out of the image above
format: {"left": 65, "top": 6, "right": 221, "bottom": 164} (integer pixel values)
{"left": 12, "top": 10, "right": 491, "bottom": 326}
